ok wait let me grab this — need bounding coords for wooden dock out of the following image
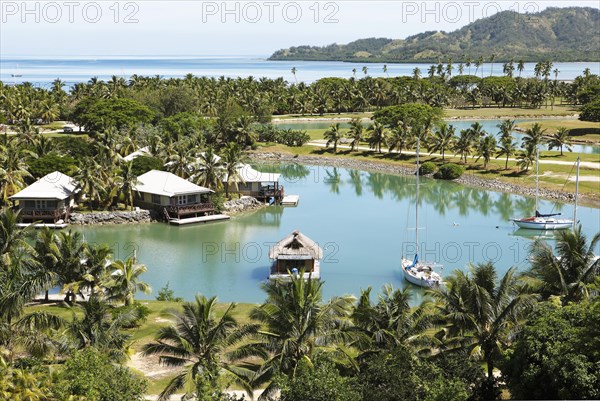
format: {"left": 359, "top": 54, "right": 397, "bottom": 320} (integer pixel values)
{"left": 281, "top": 195, "right": 300, "bottom": 206}
{"left": 168, "top": 214, "right": 230, "bottom": 226}
{"left": 17, "top": 223, "right": 69, "bottom": 229}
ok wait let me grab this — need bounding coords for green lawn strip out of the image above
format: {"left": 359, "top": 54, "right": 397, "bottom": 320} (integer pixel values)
{"left": 257, "top": 144, "right": 599, "bottom": 200}
{"left": 443, "top": 105, "right": 578, "bottom": 119}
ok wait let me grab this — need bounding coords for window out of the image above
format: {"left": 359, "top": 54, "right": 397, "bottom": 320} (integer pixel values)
{"left": 187, "top": 194, "right": 197, "bottom": 204}
{"left": 35, "top": 200, "right": 48, "bottom": 209}
{"left": 151, "top": 194, "right": 161, "bottom": 205}
{"left": 177, "top": 195, "right": 187, "bottom": 206}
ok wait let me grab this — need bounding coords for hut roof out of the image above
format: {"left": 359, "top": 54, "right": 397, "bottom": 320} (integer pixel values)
{"left": 9, "top": 172, "right": 77, "bottom": 200}
{"left": 269, "top": 230, "right": 323, "bottom": 260}
{"left": 134, "top": 170, "right": 213, "bottom": 197}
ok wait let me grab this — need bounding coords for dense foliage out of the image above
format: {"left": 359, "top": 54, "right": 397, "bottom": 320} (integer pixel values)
{"left": 435, "top": 163, "right": 464, "bottom": 180}
{"left": 270, "top": 8, "right": 599, "bottom": 62}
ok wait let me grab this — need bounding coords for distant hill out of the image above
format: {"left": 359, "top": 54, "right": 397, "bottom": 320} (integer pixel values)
{"left": 269, "top": 7, "right": 600, "bottom": 63}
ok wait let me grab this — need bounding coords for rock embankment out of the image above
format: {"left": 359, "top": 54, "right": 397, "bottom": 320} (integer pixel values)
{"left": 250, "top": 152, "right": 592, "bottom": 206}
{"left": 222, "top": 196, "right": 265, "bottom": 215}
{"left": 69, "top": 209, "right": 156, "bottom": 225}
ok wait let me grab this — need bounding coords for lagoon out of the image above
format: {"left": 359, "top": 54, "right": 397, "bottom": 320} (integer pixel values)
{"left": 73, "top": 164, "right": 600, "bottom": 303}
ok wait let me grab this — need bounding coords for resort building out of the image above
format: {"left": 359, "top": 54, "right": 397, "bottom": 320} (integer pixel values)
{"left": 122, "top": 146, "right": 151, "bottom": 162}
{"left": 134, "top": 170, "right": 228, "bottom": 225}
{"left": 9, "top": 171, "right": 78, "bottom": 227}
{"left": 269, "top": 230, "right": 323, "bottom": 280}
{"left": 228, "top": 163, "right": 284, "bottom": 203}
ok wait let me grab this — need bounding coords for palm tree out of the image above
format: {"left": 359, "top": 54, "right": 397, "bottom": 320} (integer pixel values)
{"left": 476, "top": 134, "right": 497, "bottom": 169}
{"left": 32, "top": 228, "right": 60, "bottom": 302}
{"left": 386, "top": 123, "right": 412, "bottom": 156}
{"left": 412, "top": 67, "right": 421, "bottom": 80}
{"left": 0, "top": 138, "right": 34, "bottom": 204}
{"left": 429, "top": 123, "right": 456, "bottom": 160}
{"left": 74, "top": 159, "right": 103, "bottom": 211}
{"left": 323, "top": 123, "right": 344, "bottom": 153}
{"left": 454, "top": 129, "right": 474, "bottom": 163}
{"left": 191, "top": 147, "right": 225, "bottom": 190}
{"left": 116, "top": 161, "right": 139, "bottom": 210}
{"left": 526, "top": 226, "right": 599, "bottom": 303}
{"left": 517, "top": 59, "right": 525, "bottom": 78}
{"left": 291, "top": 67, "right": 297, "bottom": 83}
{"left": 221, "top": 142, "right": 244, "bottom": 199}
{"left": 362, "top": 66, "right": 368, "bottom": 76}
{"left": 430, "top": 262, "right": 537, "bottom": 381}
{"left": 352, "top": 285, "right": 434, "bottom": 355}
{"left": 105, "top": 256, "right": 151, "bottom": 306}
{"left": 250, "top": 275, "right": 355, "bottom": 395}
{"left": 489, "top": 54, "right": 496, "bottom": 76}
{"left": 497, "top": 119, "right": 516, "bottom": 141}
{"left": 547, "top": 127, "right": 572, "bottom": 156}
{"left": 367, "top": 121, "right": 387, "bottom": 153}
{"left": 143, "top": 295, "right": 258, "bottom": 401}
{"left": 347, "top": 118, "right": 364, "bottom": 152}
{"left": 496, "top": 136, "right": 518, "bottom": 170}
{"left": 517, "top": 143, "right": 536, "bottom": 172}
{"left": 55, "top": 230, "right": 86, "bottom": 303}
{"left": 522, "top": 122, "right": 547, "bottom": 150}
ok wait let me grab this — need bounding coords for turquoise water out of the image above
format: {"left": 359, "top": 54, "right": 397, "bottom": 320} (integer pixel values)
{"left": 1, "top": 57, "right": 598, "bottom": 86}
{"left": 275, "top": 119, "right": 600, "bottom": 155}
{"left": 74, "top": 164, "right": 600, "bottom": 303}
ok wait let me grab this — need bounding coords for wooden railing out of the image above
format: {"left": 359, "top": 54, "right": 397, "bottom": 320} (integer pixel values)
{"left": 165, "top": 202, "right": 214, "bottom": 215}
{"left": 19, "top": 208, "right": 67, "bottom": 218}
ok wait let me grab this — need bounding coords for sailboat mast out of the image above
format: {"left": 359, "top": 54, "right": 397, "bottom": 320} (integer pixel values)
{"left": 573, "top": 156, "right": 580, "bottom": 230}
{"left": 535, "top": 147, "right": 539, "bottom": 212}
{"left": 415, "top": 138, "right": 420, "bottom": 255}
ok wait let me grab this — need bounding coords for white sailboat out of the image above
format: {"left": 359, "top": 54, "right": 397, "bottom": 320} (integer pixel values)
{"left": 512, "top": 151, "right": 579, "bottom": 230}
{"left": 401, "top": 138, "right": 443, "bottom": 288}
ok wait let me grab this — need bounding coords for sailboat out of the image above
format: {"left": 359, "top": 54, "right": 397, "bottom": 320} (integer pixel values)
{"left": 512, "top": 150, "right": 579, "bottom": 230}
{"left": 401, "top": 138, "right": 443, "bottom": 287}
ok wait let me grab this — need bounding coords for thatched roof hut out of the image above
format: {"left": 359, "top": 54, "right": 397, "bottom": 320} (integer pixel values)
{"left": 269, "top": 230, "right": 323, "bottom": 260}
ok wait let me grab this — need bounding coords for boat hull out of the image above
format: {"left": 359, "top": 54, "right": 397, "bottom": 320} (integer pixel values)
{"left": 401, "top": 259, "right": 442, "bottom": 288}
{"left": 512, "top": 218, "right": 573, "bottom": 230}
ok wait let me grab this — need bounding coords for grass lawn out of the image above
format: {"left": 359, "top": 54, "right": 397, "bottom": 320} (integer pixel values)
{"left": 516, "top": 120, "right": 600, "bottom": 144}
{"left": 443, "top": 105, "right": 578, "bottom": 119}
{"left": 257, "top": 143, "right": 600, "bottom": 203}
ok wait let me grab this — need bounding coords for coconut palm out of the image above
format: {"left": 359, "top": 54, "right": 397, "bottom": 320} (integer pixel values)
{"left": 386, "top": 123, "right": 413, "bottom": 155}
{"left": 547, "top": 127, "right": 572, "bottom": 156}
{"left": 105, "top": 256, "right": 151, "bottom": 306}
{"left": 74, "top": 159, "right": 103, "bottom": 211}
{"left": 522, "top": 122, "right": 547, "bottom": 150}
{"left": 352, "top": 285, "right": 435, "bottom": 355}
{"left": 454, "top": 129, "right": 474, "bottom": 163}
{"left": 324, "top": 123, "right": 344, "bottom": 153}
{"left": 526, "top": 226, "right": 599, "bottom": 303}
{"left": 347, "top": 118, "right": 364, "bottom": 152}
{"left": 497, "top": 119, "right": 516, "bottom": 141}
{"left": 142, "top": 295, "right": 258, "bottom": 401}
{"left": 55, "top": 230, "right": 86, "bottom": 303}
{"left": 517, "top": 143, "right": 536, "bottom": 172}
{"left": 429, "top": 123, "right": 456, "bottom": 160}
{"left": 116, "top": 161, "right": 139, "bottom": 210}
{"left": 191, "top": 147, "right": 225, "bottom": 190}
{"left": 250, "top": 275, "right": 355, "bottom": 396}
{"left": 430, "top": 262, "right": 537, "bottom": 380}
{"left": 0, "top": 138, "right": 34, "bottom": 205}
{"left": 32, "top": 227, "right": 60, "bottom": 302}
{"left": 221, "top": 142, "right": 244, "bottom": 199}
{"left": 496, "top": 136, "right": 518, "bottom": 170}
{"left": 367, "top": 121, "right": 387, "bottom": 153}
{"left": 475, "top": 134, "right": 497, "bottom": 169}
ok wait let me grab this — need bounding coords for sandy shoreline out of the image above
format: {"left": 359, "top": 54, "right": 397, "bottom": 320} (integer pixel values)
{"left": 249, "top": 151, "right": 599, "bottom": 208}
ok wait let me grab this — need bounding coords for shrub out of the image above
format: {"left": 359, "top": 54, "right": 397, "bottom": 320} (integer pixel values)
{"left": 28, "top": 154, "right": 77, "bottom": 178}
{"left": 131, "top": 155, "right": 163, "bottom": 176}
{"left": 256, "top": 125, "right": 310, "bottom": 147}
{"left": 435, "top": 163, "right": 464, "bottom": 180}
{"left": 580, "top": 99, "right": 600, "bottom": 122}
{"left": 419, "top": 161, "right": 436, "bottom": 175}
{"left": 112, "top": 302, "right": 151, "bottom": 328}
{"left": 156, "top": 282, "right": 183, "bottom": 302}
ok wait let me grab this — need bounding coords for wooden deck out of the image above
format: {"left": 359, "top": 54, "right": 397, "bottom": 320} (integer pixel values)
{"left": 168, "top": 214, "right": 230, "bottom": 226}
{"left": 17, "top": 223, "right": 69, "bottom": 229}
{"left": 269, "top": 260, "right": 320, "bottom": 281}
{"left": 281, "top": 195, "right": 300, "bottom": 206}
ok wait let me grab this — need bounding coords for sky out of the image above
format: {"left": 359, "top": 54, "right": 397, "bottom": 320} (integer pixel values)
{"left": 1, "top": 1, "right": 598, "bottom": 57}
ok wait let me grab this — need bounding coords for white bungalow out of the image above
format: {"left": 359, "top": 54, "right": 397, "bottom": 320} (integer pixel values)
{"left": 134, "top": 170, "right": 228, "bottom": 224}
{"left": 9, "top": 171, "right": 78, "bottom": 227}
{"left": 227, "top": 163, "right": 283, "bottom": 203}
{"left": 269, "top": 230, "right": 323, "bottom": 280}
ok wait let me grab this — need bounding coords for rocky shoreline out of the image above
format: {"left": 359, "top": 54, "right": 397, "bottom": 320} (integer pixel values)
{"left": 250, "top": 152, "right": 597, "bottom": 207}
{"left": 69, "top": 209, "right": 157, "bottom": 225}
{"left": 222, "top": 196, "right": 266, "bottom": 215}
{"left": 68, "top": 197, "right": 266, "bottom": 225}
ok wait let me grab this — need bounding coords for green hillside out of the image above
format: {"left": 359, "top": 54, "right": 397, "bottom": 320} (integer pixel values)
{"left": 269, "top": 7, "right": 600, "bottom": 62}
